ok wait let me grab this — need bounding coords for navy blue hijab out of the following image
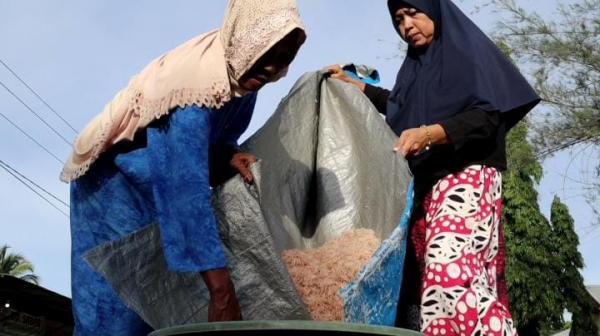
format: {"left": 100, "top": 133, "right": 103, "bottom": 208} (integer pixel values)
{"left": 385, "top": 0, "right": 540, "bottom": 135}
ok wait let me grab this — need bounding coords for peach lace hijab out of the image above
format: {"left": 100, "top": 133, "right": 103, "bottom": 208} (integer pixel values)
{"left": 61, "top": 0, "right": 305, "bottom": 182}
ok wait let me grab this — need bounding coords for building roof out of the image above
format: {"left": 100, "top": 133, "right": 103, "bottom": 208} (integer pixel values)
{"left": 0, "top": 274, "right": 73, "bottom": 326}
{"left": 551, "top": 285, "right": 600, "bottom": 336}
{"left": 587, "top": 285, "right": 600, "bottom": 306}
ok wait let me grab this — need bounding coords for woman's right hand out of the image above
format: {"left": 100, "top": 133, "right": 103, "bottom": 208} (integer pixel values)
{"left": 230, "top": 152, "right": 258, "bottom": 184}
{"left": 202, "top": 268, "right": 242, "bottom": 322}
{"left": 324, "top": 65, "right": 366, "bottom": 92}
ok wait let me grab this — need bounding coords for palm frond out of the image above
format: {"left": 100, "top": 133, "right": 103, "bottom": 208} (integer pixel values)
{"left": 0, "top": 245, "right": 39, "bottom": 285}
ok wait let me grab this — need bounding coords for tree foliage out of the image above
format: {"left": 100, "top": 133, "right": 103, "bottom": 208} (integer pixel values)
{"left": 549, "top": 197, "right": 598, "bottom": 336}
{"left": 0, "top": 244, "right": 39, "bottom": 284}
{"left": 491, "top": 0, "right": 599, "bottom": 155}
{"left": 503, "top": 121, "right": 563, "bottom": 335}
{"left": 502, "top": 121, "right": 597, "bottom": 335}
{"left": 490, "top": 0, "right": 600, "bottom": 216}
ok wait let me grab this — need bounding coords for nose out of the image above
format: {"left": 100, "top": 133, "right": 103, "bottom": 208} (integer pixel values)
{"left": 399, "top": 18, "right": 414, "bottom": 40}
{"left": 402, "top": 16, "right": 414, "bottom": 32}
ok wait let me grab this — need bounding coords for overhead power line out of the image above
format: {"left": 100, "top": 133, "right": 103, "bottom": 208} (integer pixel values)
{"left": 0, "top": 59, "right": 78, "bottom": 134}
{"left": 0, "top": 110, "right": 64, "bottom": 164}
{"left": 0, "top": 160, "right": 69, "bottom": 218}
{"left": 0, "top": 79, "right": 72, "bottom": 146}
{"left": 0, "top": 159, "right": 69, "bottom": 208}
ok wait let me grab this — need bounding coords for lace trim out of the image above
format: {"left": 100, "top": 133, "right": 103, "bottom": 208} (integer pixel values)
{"left": 223, "top": 6, "right": 302, "bottom": 79}
{"left": 60, "top": 79, "right": 231, "bottom": 182}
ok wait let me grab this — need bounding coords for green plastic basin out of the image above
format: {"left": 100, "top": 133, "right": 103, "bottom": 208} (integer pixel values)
{"left": 150, "top": 321, "right": 422, "bottom": 336}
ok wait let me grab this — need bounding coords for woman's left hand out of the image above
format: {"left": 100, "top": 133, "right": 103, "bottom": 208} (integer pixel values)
{"left": 323, "top": 65, "right": 366, "bottom": 92}
{"left": 394, "top": 124, "right": 448, "bottom": 157}
{"left": 230, "top": 152, "right": 258, "bottom": 183}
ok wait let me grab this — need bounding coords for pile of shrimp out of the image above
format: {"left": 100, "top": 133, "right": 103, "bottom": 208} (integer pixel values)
{"left": 282, "top": 229, "right": 381, "bottom": 320}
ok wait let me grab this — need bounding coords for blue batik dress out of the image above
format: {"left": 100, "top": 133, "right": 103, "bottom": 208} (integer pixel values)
{"left": 70, "top": 93, "right": 257, "bottom": 335}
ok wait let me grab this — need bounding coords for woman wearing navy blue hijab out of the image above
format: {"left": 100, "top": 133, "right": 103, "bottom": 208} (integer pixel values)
{"left": 327, "top": 0, "right": 539, "bottom": 334}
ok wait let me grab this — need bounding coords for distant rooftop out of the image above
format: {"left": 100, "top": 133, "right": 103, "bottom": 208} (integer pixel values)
{"left": 588, "top": 285, "right": 600, "bottom": 305}
{"left": 551, "top": 285, "right": 600, "bottom": 336}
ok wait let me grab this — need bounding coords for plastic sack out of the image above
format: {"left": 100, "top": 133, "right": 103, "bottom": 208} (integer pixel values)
{"left": 85, "top": 71, "right": 413, "bottom": 329}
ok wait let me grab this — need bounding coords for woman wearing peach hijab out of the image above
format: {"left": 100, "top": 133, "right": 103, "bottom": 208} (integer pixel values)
{"left": 63, "top": 1, "right": 305, "bottom": 334}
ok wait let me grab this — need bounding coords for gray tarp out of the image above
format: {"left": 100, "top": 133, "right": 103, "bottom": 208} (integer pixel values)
{"left": 85, "top": 71, "right": 413, "bottom": 329}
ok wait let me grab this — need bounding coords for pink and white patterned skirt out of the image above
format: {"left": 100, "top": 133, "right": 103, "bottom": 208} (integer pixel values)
{"left": 410, "top": 165, "right": 517, "bottom": 336}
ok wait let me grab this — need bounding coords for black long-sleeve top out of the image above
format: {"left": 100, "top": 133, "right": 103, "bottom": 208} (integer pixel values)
{"left": 364, "top": 84, "right": 507, "bottom": 197}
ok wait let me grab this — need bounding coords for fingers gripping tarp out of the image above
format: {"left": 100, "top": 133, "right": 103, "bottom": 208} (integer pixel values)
{"left": 84, "top": 72, "right": 413, "bottom": 329}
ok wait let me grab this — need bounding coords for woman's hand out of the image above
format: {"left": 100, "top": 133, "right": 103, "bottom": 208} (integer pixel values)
{"left": 394, "top": 124, "right": 448, "bottom": 157}
{"left": 202, "top": 268, "right": 242, "bottom": 322}
{"left": 324, "top": 65, "right": 366, "bottom": 92}
{"left": 230, "top": 152, "right": 258, "bottom": 183}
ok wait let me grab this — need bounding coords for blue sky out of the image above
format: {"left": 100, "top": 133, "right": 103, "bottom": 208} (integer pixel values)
{"left": 0, "top": 0, "right": 597, "bottom": 298}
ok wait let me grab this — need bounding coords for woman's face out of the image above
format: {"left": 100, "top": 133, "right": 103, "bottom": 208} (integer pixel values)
{"left": 238, "top": 29, "right": 306, "bottom": 92}
{"left": 393, "top": 5, "right": 435, "bottom": 48}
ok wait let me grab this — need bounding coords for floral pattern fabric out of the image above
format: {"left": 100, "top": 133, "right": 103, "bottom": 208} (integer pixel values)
{"left": 411, "top": 165, "right": 516, "bottom": 336}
